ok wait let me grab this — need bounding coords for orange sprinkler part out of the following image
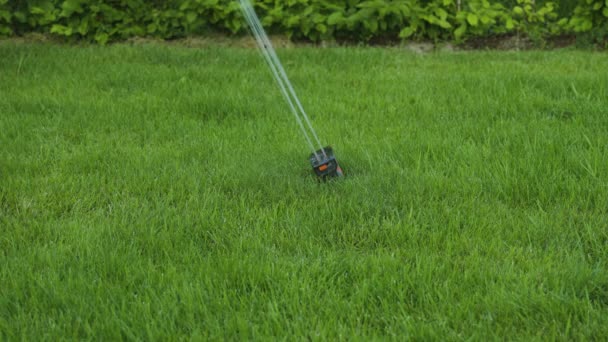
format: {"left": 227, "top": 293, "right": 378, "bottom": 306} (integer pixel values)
{"left": 309, "top": 146, "right": 343, "bottom": 180}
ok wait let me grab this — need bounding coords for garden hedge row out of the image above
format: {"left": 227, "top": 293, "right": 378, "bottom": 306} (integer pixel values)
{"left": 0, "top": 0, "right": 607, "bottom": 44}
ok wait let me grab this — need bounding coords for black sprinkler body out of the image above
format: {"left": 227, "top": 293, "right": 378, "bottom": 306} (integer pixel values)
{"left": 309, "top": 146, "right": 343, "bottom": 179}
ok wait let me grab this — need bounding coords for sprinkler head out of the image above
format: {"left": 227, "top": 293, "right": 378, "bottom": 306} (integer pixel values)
{"left": 309, "top": 146, "right": 343, "bottom": 180}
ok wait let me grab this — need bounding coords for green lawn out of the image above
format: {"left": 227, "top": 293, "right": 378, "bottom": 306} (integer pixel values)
{"left": 1, "top": 41, "right": 607, "bottom": 340}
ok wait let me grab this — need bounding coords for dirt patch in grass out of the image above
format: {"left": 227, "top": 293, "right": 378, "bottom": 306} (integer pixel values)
{"left": 0, "top": 32, "right": 582, "bottom": 51}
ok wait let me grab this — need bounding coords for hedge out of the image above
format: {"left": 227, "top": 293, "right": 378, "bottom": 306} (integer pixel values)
{"left": 0, "top": 0, "right": 607, "bottom": 44}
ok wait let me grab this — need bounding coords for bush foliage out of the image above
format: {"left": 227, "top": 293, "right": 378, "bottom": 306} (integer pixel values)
{"left": 0, "top": 0, "right": 607, "bottom": 44}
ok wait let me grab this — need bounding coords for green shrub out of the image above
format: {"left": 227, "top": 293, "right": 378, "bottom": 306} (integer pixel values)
{"left": 0, "top": 0, "right": 605, "bottom": 45}
{"left": 567, "top": 0, "right": 608, "bottom": 46}
{"left": 569, "top": 0, "right": 608, "bottom": 32}
{"left": 452, "top": 0, "right": 512, "bottom": 41}
{"left": 0, "top": 0, "right": 12, "bottom": 36}
{"left": 511, "top": 0, "right": 562, "bottom": 41}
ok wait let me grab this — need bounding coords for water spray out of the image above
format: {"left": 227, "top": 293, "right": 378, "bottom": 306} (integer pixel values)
{"left": 239, "top": 0, "right": 343, "bottom": 179}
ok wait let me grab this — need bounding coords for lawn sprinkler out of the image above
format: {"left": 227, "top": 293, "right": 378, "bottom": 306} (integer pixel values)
{"left": 239, "top": 0, "right": 343, "bottom": 179}
{"left": 310, "top": 146, "right": 343, "bottom": 179}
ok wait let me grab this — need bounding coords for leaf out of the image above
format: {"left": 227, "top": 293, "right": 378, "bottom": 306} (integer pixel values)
{"left": 50, "top": 24, "right": 72, "bottom": 36}
{"left": 454, "top": 24, "right": 467, "bottom": 40}
{"left": 186, "top": 12, "right": 197, "bottom": 23}
{"left": 286, "top": 15, "right": 300, "bottom": 27}
{"left": 179, "top": 1, "right": 190, "bottom": 11}
{"left": 576, "top": 19, "right": 593, "bottom": 32}
{"left": 95, "top": 32, "right": 109, "bottom": 45}
{"left": 467, "top": 13, "right": 478, "bottom": 26}
{"left": 399, "top": 26, "right": 415, "bottom": 38}
{"left": 61, "top": 0, "right": 84, "bottom": 17}
{"left": 603, "top": 7, "right": 608, "bottom": 18}
{"left": 147, "top": 23, "right": 157, "bottom": 33}
{"left": 78, "top": 19, "right": 88, "bottom": 35}
{"left": 437, "top": 19, "right": 451, "bottom": 29}
{"left": 13, "top": 11, "right": 26, "bottom": 22}
{"left": 327, "top": 12, "right": 343, "bottom": 25}
{"left": 0, "top": 10, "right": 10, "bottom": 21}
{"left": 436, "top": 8, "right": 448, "bottom": 20}
{"left": 0, "top": 26, "right": 12, "bottom": 35}
{"left": 357, "top": 0, "right": 385, "bottom": 9}
{"left": 505, "top": 18, "right": 514, "bottom": 30}
{"left": 422, "top": 15, "right": 437, "bottom": 24}
{"left": 513, "top": 6, "right": 524, "bottom": 16}
{"left": 480, "top": 15, "right": 492, "bottom": 24}
{"left": 312, "top": 13, "right": 325, "bottom": 24}
{"left": 230, "top": 18, "right": 241, "bottom": 33}
{"left": 30, "top": 7, "right": 46, "bottom": 15}
{"left": 364, "top": 18, "right": 378, "bottom": 33}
